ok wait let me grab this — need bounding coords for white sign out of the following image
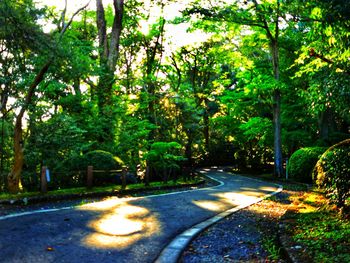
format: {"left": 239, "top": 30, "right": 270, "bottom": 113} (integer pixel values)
{"left": 46, "top": 169, "right": 51, "bottom": 182}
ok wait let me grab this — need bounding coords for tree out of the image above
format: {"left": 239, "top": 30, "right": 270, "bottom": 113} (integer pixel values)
{"left": 291, "top": 0, "right": 350, "bottom": 144}
{"left": 185, "top": 0, "right": 291, "bottom": 176}
{"left": 1, "top": 0, "right": 89, "bottom": 193}
{"left": 94, "top": 0, "right": 124, "bottom": 146}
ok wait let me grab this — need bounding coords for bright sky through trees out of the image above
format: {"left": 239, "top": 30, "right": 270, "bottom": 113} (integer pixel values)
{"left": 38, "top": 0, "right": 209, "bottom": 48}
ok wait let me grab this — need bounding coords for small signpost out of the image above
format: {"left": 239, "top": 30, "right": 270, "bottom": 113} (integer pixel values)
{"left": 46, "top": 168, "right": 51, "bottom": 182}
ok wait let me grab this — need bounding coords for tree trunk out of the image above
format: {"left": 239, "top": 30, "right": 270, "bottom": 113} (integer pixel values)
{"left": 95, "top": 0, "right": 124, "bottom": 144}
{"left": 203, "top": 110, "right": 210, "bottom": 155}
{"left": 7, "top": 111, "right": 24, "bottom": 193}
{"left": 318, "top": 108, "right": 333, "bottom": 143}
{"left": 271, "top": 38, "right": 283, "bottom": 177}
{"left": 7, "top": 61, "right": 51, "bottom": 193}
{"left": 185, "top": 133, "right": 193, "bottom": 166}
{"left": 273, "top": 89, "right": 283, "bottom": 177}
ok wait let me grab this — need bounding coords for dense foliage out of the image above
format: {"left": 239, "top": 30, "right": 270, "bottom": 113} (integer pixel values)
{"left": 0, "top": 0, "right": 349, "bottom": 193}
{"left": 145, "top": 141, "right": 186, "bottom": 183}
{"left": 314, "top": 139, "right": 350, "bottom": 208}
{"left": 287, "top": 147, "right": 326, "bottom": 183}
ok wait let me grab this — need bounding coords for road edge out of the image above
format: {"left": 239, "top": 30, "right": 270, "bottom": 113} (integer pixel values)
{"left": 0, "top": 172, "right": 223, "bottom": 221}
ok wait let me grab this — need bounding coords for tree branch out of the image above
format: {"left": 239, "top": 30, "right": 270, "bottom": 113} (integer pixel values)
{"left": 59, "top": 1, "right": 91, "bottom": 42}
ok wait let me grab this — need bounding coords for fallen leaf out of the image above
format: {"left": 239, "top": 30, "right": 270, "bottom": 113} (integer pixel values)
{"left": 46, "top": 247, "right": 54, "bottom": 252}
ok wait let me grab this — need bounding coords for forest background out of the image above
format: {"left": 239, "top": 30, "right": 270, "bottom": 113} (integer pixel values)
{"left": 0, "top": 0, "right": 349, "bottom": 194}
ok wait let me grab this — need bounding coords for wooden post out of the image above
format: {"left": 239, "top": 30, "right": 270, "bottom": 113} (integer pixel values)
{"left": 41, "top": 166, "right": 47, "bottom": 193}
{"left": 87, "top": 166, "right": 93, "bottom": 188}
{"left": 121, "top": 166, "right": 127, "bottom": 190}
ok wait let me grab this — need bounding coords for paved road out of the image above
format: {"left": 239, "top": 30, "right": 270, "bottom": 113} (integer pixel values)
{"left": 0, "top": 169, "right": 280, "bottom": 263}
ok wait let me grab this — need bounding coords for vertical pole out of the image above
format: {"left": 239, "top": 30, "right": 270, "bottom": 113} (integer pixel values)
{"left": 87, "top": 165, "right": 93, "bottom": 188}
{"left": 41, "top": 166, "right": 47, "bottom": 193}
{"left": 121, "top": 166, "right": 127, "bottom": 190}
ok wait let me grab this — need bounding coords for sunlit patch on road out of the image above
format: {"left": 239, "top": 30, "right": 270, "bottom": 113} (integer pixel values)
{"left": 215, "top": 192, "right": 260, "bottom": 204}
{"left": 192, "top": 200, "right": 226, "bottom": 212}
{"left": 193, "top": 191, "right": 261, "bottom": 212}
{"left": 79, "top": 199, "right": 161, "bottom": 249}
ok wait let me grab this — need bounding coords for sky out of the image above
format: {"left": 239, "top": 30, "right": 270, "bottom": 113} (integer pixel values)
{"left": 37, "top": 0, "right": 210, "bottom": 48}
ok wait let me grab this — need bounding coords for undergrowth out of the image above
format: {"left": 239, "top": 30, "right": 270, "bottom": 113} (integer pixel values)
{"left": 289, "top": 191, "right": 350, "bottom": 262}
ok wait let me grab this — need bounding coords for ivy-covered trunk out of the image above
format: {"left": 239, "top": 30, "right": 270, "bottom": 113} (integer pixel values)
{"left": 95, "top": 0, "right": 124, "bottom": 145}
{"left": 96, "top": 70, "right": 116, "bottom": 144}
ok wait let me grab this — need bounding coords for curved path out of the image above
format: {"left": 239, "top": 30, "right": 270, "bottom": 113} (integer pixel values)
{"left": 0, "top": 169, "right": 281, "bottom": 263}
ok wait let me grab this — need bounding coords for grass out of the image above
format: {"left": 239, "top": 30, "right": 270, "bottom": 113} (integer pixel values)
{"left": 286, "top": 191, "right": 350, "bottom": 263}
{"left": 247, "top": 172, "right": 349, "bottom": 262}
{"left": 262, "top": 237, "right": 281, "bottom": 261}
{"left": 0, "top": 177, "right": 202, "bottom": 201}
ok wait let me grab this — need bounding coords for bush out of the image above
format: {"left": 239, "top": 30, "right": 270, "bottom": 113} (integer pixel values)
{"left": 146, "top": 142, "right": 186, "bottom": 183}
{"left": 84, "top": 150, "right": 124, "bottom": 170}
{"left": 314, "top": 139, "right": 350, "bottom": 208}
{"left": 287, "top": 147, "right": 327, "bottom": 183}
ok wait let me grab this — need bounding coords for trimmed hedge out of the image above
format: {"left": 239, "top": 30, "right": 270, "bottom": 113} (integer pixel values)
{"left": 287, "top": 147, "right": 327, "bottom": 183}
{"left": 314, "top": 139, "right": 350, "bottom": 208}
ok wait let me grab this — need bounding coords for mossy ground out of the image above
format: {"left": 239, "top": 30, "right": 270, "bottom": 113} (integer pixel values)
{"left": 282, "top": 189, "right": 350, "bottom": 262}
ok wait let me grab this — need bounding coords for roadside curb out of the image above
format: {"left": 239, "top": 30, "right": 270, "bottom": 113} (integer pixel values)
{"left": 154, "top": 179, "right": 283, "bottom": 263}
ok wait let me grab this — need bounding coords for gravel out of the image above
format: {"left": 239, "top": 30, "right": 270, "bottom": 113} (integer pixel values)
{"left": 180, "top": 191, "right": 292, "bottom": 263}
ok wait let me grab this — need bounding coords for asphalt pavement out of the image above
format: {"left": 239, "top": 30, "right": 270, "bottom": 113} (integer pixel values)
{"left": 0, "top": 168, "right": 280, "bottom": 263}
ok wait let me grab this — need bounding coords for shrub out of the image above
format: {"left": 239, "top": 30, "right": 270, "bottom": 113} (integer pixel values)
{"left": 84, "top": 150, "right": 124, "bottom": 170}
{"left": 146, "top": 142, "right": 186, "bottom": 183}
{"left": 314, "top": 139, "right": 350, "bottom": 208}
{"left": 287, "top": 147, "right": 327, "bottom": 183}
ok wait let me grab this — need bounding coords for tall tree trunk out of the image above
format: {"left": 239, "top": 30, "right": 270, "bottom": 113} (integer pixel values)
{"left": 7, "top": 110, "right": 24, "bottom": 193}
{"left": 273, "top": 88, "right": 283, "bottom": 177}
{"left": 7, "top": 61, "right": 51, "bottom": 193}
{"left": 95, "top": 0, "right": 124, "bottom": 144}
{"left": 271, "top": 38, "right": 283, "bottom": 177}
{"left": 318, "top": 108, "right": 333, "bottom": 143}
{"left": 253, "top": 0, "right": 283, "bottom": 176}
{"left": 203, "top": 109, "right": 210, "bottom": 154}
